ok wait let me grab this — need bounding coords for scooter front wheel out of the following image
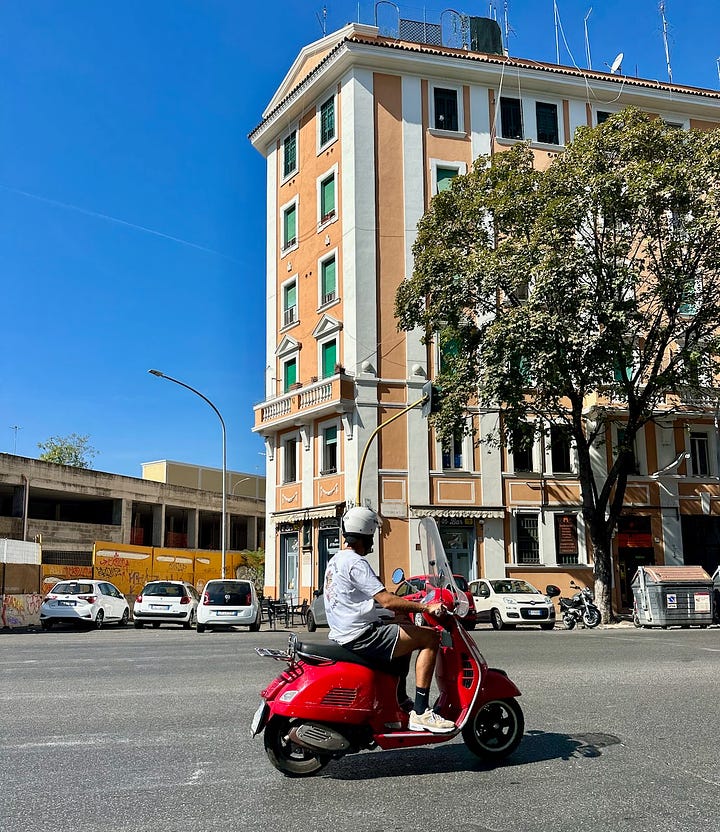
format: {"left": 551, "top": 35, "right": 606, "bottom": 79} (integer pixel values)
{"left": 462, "top": 698, "right": 524, "bottom": 761}
{"left": 563, "top": 613, "right": 576, "bottom": 630}
{"left": 263, "top": 717, "right": 331, "bottom": 778}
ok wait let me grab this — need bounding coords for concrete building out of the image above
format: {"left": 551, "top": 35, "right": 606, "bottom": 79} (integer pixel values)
{"left": 0, "top": 453, "right": 265, "bottom": 570}
{"left": 249, "top": 10, "right": 720, "bottom": 608}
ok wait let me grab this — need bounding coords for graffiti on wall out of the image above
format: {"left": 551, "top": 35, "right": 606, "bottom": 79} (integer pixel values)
{"left": 1, "top": 593, "right": 43, "bottom": 628}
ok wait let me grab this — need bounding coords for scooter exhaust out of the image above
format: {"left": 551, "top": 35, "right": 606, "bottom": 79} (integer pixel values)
{"left": 288, "top": 722, "right": 351, "bottom": 753}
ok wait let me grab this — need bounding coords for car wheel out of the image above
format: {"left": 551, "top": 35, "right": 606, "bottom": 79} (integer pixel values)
{"left": 134, "top": 620, "right": 144, "bottom": 629}
{"left": 540, "top": 622, "right": 555, "bottom": 630}
{"left": 462, "top": 698, "right": 524, "bottom": 761}
{"left": 118, "top": 609, "right": 129, "bottom": 627}
{"left": 306, "top": 611, "right": 317, "bottom": 633}
{"left": 196, "top": 623, "right": 206, "bottom": 633}
{"left": 40, "top": 619, "right": 52, "bottom": 630}
{"left": 491, "top": 609, "right": 506, "bottom": 631}
{"left": 183, "top": 610, "right": 196, "bottom": 630}
{"left": 94, "top": 610, "right": 104, "bottom": 629}
{"left": 249, "top": 611, "right": 261, "bottom": 632}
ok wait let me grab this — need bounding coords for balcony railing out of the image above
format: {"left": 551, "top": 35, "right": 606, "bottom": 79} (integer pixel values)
{"left": 254, "top": 373, "right": 354, "bottom": 431}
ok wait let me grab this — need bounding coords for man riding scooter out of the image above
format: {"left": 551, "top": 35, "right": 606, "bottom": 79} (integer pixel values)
{"left": 323, "top": 505, "right": 455, "bottom": 734}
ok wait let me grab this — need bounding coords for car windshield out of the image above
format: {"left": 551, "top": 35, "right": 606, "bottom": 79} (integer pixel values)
{"left": 205, "top": 581, "right": 252, "bottom": 605}
{"left": 51, "top": 582, "right": 93, "bottom": 595}
{"left": 490, "top": 580, "right": 540, "bottom": 594}
{"left": 142, "top": 583, "right": 184, "bottom": 597}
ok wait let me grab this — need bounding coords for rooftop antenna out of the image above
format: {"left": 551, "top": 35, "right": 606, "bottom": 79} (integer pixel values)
{"left": 316, "top": 5, "right": 327, "bottom": 36}
{"left": 584, "top": 7, "right": 593, "bottom": 70}
{"left": 659, "top": 1, "right": 673, "bottom": 83}
{"left": 717, "top": 56, "right": 720, "bottom": 88}
{"left": 608, "top": 52, "right": 623, "bottom": 74}
{"left": 503, "top": 0, "right": 514, "bottom": 53}
{"left": 553, "top": 0, "right": 560, "bottom": 64}
{"left": 9, "top": 425, "right": 21, "bottom": 454}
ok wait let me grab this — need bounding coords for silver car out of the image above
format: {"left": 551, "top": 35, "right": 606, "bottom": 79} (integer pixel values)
{"left": 40, "top": 579, "right": 129, "bottom": 629}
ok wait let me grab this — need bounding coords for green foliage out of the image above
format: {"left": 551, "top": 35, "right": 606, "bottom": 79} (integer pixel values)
{"left": 37, "top": 433, "right": 98, "bottom": 468}
{"left": 396, "top": 109, "right": 720, "bottom": 618}
{"left": 236, "top": 549, "right": 265, "bottom": 595}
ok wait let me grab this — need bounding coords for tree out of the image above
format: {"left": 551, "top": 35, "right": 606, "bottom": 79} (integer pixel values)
{"left": 37, "top": 433, "right": 98, "bottom": 468}
{"left": 396, "top": 109, "right": 720, "bottom": 622}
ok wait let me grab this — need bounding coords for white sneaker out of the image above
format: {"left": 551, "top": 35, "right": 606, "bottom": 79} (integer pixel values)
{"left": 408, "top": 709, "right": 456, "bottom": 734}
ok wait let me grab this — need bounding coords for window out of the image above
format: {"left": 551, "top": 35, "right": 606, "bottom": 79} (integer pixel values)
{"left": 283, "top": 130, "right": 297, "bottom": 178}
{"left": 320, "top": 256, "right": 336, "bottom": 306}
{"left": 282, "top": 436, "right": 298, "bottom": 483}
{"left": 282, "top": 280, "right": 297, "bottom": 328}
{"left": 436, "top": 167, "right": 458, "bottom": 194}
{"left": 679, "top": 276, "right": 699, "bottom": 315}
{"left": 616, "top": 428, "right": 640, "bottom": 475}
{"left": 550, "top": 425, "right": 572, "bottom": 473}
{"left": 319, "top": 173, "right": 336, "bottom": 223}
{"left": 596, "top": 110, "right": 612, "bottom": 124}
{"left": 433, "top": 87, "right": 459, "bottom": 132}
{"left": 690, "top": 432, "right": 710, "bottom": 476}
{"left": 319, "top": 96, "right": 335, "bottom": 147}
{"left": 322, "top": 425, "right": 338, "bottom": 475}
{"left": 536, "top": 102, "right": 559, "bottom": 144}
{"left": 513, "top": 444, "right": 534, "bottom": 473}
{"left": 442, "top": 433, "right": 464, "bottom": 470}
{"left": 321, "top": 339, "right": 337, "bottom": 378}
{"left": 282, "top": 202, "right": 297, "bottom": 250}
{"left": 283, "top": 357, "right": 297, "bottom": 392}
{"left": 500, "top": 97, "right": 523, "bottom": 139}
{"left": 516, "top": 514, "right": 540, "bottom": 564}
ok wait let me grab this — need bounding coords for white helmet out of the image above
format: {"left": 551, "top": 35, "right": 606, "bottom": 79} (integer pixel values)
{"left": 341, "top": 506, "right": 380, "bottom": 551}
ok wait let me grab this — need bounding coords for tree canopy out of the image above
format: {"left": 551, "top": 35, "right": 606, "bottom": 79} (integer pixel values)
{"left": 396, "top": 109, "right": 720, "bottom": 619}
{"left": 38, "top": 433, "right": 98, "bottom": 468}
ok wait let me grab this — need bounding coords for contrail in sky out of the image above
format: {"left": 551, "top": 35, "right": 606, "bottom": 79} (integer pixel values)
{"left": 0, "top": 183, "right": 242, "bottom": 264}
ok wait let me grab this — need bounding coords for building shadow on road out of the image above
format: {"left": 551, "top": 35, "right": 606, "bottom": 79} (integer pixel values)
{"left": 328, "top": 730, "right": 621, "bottom": 780}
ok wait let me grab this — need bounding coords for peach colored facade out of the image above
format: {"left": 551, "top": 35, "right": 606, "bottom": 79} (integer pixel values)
{"left": 250, "top": 18, "right": 720, "bottom": 612}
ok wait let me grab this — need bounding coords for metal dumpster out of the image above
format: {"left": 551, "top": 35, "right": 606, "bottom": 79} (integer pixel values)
{"left": 632, "top": 565, "right": 713, "bottom": 628}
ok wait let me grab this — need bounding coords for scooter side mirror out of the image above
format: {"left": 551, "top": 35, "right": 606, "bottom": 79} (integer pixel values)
{"left": 545, "top": 585, "right": 561, "bottom": 598}
{"left": 391, "top": 567, "right": 405, "bottom": 585}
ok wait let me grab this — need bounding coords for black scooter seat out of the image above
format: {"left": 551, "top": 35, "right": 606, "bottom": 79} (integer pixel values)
{"left": 296, "top": 639, "right": 404, "bottom": 676}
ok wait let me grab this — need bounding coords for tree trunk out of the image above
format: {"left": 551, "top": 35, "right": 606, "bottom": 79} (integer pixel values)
{"left": 592, "top": 537, "right": 616, "bottom": 624}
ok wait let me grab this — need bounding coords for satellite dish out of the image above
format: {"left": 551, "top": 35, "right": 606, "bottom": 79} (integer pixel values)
{"left": 610, "top": 52, "right": 624, "bottom": 74}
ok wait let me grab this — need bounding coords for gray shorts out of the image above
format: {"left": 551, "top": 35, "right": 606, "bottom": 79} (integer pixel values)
{"left": 345, "top": 622, "right": 401, "bottom": 664}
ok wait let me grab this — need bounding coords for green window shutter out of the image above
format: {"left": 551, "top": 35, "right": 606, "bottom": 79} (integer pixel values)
{"left": 679, "top": 279, "right": 698, "bottom": 315}
{"left": 320, "top": 97, "right": 335, "bottom": 145}
{"left": 284, "top": 359, "right": 297, "bottom": 392}
{"left": 436, "top": 167, "right": 457, "bottom": 193}
{"left": 283, "top": 132, "right": 297, "bottom": 177}
{"left": 284, "top": 283, "right": 296, "bottom": 311}
{"left": 440, "top": 336, "right": 459, "bottom": 371}
{"left": 321, "top": 258, "right": 336, "bottom": 302}
{"left": 322, "top": 341, "right": 337, "bottom": 378}
{"left": 284, "top": 206, "right": 296, "bottom": 247}
{"left": 321, "top": 176, "right": 335, "bottom": 219}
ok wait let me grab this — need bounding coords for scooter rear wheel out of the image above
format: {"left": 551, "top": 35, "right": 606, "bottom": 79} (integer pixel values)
{"left": 583, "top": 608, "right": 601, "bottom": 628}
{"left": 263, "top": 717, "right": 332, "bottom": 778}
{"left": 462, "top": 698, "right": 524, "bottom": 761}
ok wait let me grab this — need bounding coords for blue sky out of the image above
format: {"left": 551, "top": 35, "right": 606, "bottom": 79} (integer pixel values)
{"left": 1, "top": 1, "right": 718, "bottom": 478}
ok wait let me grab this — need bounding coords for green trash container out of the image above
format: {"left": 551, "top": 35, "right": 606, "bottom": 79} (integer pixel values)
{"left": 632, "top": 565, "right": 713, "bottom": 628}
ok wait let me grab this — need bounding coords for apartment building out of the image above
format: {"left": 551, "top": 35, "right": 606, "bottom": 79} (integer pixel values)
{"left": 250, "top": 12, "right": 720, "bottom": 609}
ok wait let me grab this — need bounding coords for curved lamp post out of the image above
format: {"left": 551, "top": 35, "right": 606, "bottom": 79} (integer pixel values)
{"left": 148, "top": 369, "right": 227, "bottom": 578}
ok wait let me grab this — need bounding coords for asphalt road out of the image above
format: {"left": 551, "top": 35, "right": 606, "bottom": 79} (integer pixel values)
{"left": 1, "top": 622, "right": 719, "bottom": 832}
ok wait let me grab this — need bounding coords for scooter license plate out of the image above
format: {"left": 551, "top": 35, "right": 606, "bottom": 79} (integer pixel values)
{"left": 250, "top": 701, "right": 268, "bottom": 737}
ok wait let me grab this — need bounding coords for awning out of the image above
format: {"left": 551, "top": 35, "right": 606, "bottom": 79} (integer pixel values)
{"left": 410, "top": 507, "right": 505, "bottom": 520}
{"left": 271, "top": 504, "right": 343, "bottom": 524}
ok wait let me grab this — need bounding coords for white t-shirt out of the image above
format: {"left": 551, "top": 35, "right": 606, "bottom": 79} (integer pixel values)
{"left": 324, "top": 547, "right": 389, "bottom": 644}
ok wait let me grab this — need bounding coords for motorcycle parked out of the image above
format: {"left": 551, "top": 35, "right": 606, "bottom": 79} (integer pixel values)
{"left": 251, "top": 518, "right": 525, "bottom": 777}
{"left": 556, "top": 581, "right": 601, "bottom": 629}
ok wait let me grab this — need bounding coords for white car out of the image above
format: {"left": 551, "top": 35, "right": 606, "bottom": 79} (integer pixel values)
{"left": 469, "top": 578, "right": 556, "bottom": 630}
{"left": 133, "top": 580, "right": 200, "bottom": 629}
{"left": 196, "top": 579, "right": 261, "bottom": 633}
{"left": 40, "top": 579, "right": 129, "bottom": 629}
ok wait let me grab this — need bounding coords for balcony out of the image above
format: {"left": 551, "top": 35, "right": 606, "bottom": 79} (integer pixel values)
{"left": 253, "top": 373, "right": 356, "bottom": 433}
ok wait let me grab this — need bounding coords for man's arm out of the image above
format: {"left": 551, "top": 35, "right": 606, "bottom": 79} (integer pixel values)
{"left": 373, "top": 589, "right": 445, "bottom": 618}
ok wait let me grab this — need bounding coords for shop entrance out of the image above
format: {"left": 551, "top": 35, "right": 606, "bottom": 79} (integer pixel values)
{"left": 617, "top": 516, "right": 654, "bottom": 609}
{"left": 317, "top": 525, "right": 340, "bottom": 585}
{"left": 681, "top": 516, "right": 720, "bottom": 576}
{"left": 279, "top": 532, "right": 299, "bottom": 600}
{"left": 438, "top": 524, "right": 474, "bottom": 580}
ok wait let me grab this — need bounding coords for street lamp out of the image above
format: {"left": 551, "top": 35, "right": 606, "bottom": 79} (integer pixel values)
{"left": 148, "top": 369, "right": 227, "bottom": 578}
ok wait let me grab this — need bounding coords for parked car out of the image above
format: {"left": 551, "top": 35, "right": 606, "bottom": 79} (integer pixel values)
{"left": 469, "top": 578, "right": 556, "bottom": 630}
{"left": 305, "top": 589, "right": 328, "bottom": 632}
{"left": 40, "top": 579, "right": 129, "bottom": 629}
{"left": 196, "top": 579, "right": 261, "bottom": 633}
{"left": 396, "top": 574, "right": 478, "bottom": 630}
{"left": 133, "top": 580, "right": 200, "bottom": 629}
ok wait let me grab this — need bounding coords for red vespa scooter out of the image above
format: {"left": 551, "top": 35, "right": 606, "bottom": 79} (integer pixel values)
{"left": 251, "top": 518, "right": 524, "bottom": 777}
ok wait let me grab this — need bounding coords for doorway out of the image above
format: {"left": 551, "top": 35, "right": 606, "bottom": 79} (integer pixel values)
{"left": 317, "top": 526, "right": 340, "bottom": 585}
{"left": 279, "top": 533, "right": 299, "bottom": 601}
{"left": 617, "top": 516, "right": 654, "bottom": 608}
{"left": 438, "top": 525, "right": 474, "bottom": 580}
